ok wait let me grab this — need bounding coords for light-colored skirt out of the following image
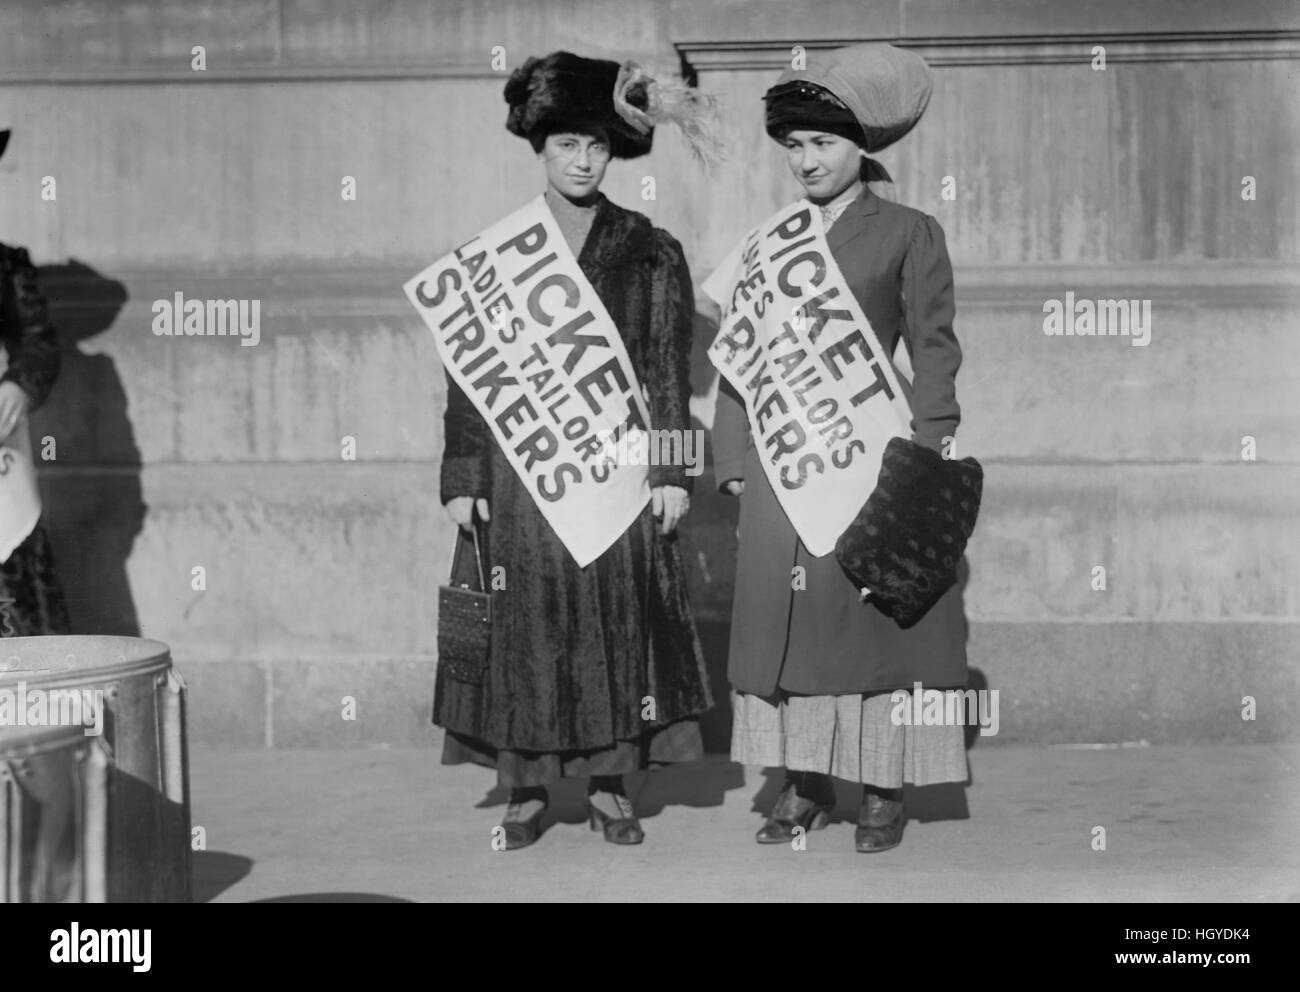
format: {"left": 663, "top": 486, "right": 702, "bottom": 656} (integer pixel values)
{"left": 731, "top": 689, "right": 969, "bottom": 787}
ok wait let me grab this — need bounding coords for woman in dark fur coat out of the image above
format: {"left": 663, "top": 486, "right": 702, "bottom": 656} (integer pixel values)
{"left": 0, "top": 126, "right": 70, "bottom": 638}
{"left": 435, "top": 52, "right": 717, "bottom": 849}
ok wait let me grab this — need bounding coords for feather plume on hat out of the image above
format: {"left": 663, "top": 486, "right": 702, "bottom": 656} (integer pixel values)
{"left": 612, "top": 61, "right": 725, "bottom": 168}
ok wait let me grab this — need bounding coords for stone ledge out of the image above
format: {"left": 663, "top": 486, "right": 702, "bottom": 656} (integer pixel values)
{"left": 172, "top": 618, "right": 1300, "bottom": 749}
{"left": 676, "top": 32, "right": 1300, "bottom": 71}
{"left": 37, "top": 262, "right": 1300, "bottom": 312}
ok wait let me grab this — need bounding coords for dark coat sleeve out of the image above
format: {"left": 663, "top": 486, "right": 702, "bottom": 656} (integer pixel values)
{"left": 711, "top": 376, "right": 749, "bottom": 494}
{"left": 438, "top": 371, "right": 491, "bottom": 505}
{"left": 901, "top": 215, "right": 961, "bottom": 454}
{"left": 645, "top": 228, "right": 696, "bottom": 493}
{"left": 0, "top": 246, "right": 61, "bottom": 412}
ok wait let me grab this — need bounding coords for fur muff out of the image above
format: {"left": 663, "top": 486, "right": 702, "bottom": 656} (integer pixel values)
{"left": 835, "top": 436, "right": 983, "bottom": 629}
{"left": 504, "top": 51, "right": 653, "bottom": 159}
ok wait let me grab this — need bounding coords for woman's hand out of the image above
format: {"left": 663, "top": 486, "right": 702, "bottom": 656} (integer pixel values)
{"left": 0, "top": 382, "right": 29, "bottom": 445}
{"left": 446, "top": 496, "right": 490, "bottom": 532}
{"left": 651, "top": 485, "right": 690, "bottom": 535}
{"left": 722, "top": 480, "right": 744, "bottom": 541}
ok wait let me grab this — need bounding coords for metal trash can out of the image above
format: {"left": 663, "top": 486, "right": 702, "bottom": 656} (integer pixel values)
{"left": 0, "top": 635, "right": 191, "bottom": 902}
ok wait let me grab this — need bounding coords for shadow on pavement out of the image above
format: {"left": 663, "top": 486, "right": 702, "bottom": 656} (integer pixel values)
{"left": 749, "top": 759, "right": 972, "bottom": 825}
{"left": 473, "top": 755, "right": 746, "bottom": 828}
{"left": 249, "top": 893, "right": 416, "bottom": 903}
{"left": 466, "top": 746, "right": 976, "bottom": 829}
{"left": 192, "top": 851, "right": 254, "bottom": 903}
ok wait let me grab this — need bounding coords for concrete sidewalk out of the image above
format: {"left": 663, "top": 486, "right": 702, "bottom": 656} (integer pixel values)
{"left": 189, "top": 743, "right": 1300, "bottom": 902}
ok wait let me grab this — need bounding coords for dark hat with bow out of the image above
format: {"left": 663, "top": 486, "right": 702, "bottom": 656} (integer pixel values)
{"left": 505, "top": 51, "right": 722, "bottom": 164}
{"left": 835, "top": 436, "right": 983, "bottom": 629}
{"left": 765, "top": 42, "right": 933, "bottom": 153}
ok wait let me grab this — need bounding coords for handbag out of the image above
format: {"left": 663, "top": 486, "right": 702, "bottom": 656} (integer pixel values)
{"left": 436, "top": 522, "right": 492, "bottom": 685}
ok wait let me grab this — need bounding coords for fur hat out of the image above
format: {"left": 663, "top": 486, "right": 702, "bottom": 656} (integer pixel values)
{"left": 834, "top": 436, "right": 983, "bottom": 629}
{"left": 505, "top": 51, "right": 722, "bottom": 164}
{"left": 506, "top": 51, "right": 652, "bottom": 158}
{"left": 765, "top": 43, "right": 932, "bottom": 153}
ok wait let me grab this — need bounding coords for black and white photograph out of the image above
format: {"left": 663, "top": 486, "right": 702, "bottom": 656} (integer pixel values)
{"left": 0, "top": 0, "right": 1295, "bottom": 954}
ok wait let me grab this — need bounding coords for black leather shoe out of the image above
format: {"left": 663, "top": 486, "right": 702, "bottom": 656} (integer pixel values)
{"left": 756, "top": 782, "right": 834, "bottom": 844}
{"left": 587, "top": 792, "right": 644, "bottom": 845}
{"left": 501, "top": 801, "right": 548, "bottom": 850}
{"left": 854, "top": 792, "right": 904, "bottom": 853}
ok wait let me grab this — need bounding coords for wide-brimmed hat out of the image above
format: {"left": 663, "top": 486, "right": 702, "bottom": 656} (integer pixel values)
{"left": 835, "top": 436, "right": 983, "bottom": 629}
{"left": 765, "top": 42, "right": 932, "bottom": 153}
{"left": 505, "top": 51, "right": 722, "bottom": 164}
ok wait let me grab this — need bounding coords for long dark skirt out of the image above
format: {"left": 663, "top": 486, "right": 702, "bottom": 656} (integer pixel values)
{"left": 442, "top": 719, "right": 704, "bottom": 788}
{"left": 0, "top": 522, "right": 70, "bottom": 637}
{"left": 433, "top": 481, "right": 713, "bottom": 788}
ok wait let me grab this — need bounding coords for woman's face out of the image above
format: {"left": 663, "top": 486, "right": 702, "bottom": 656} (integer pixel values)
{"left": 540, "top": 130, "right": 611, "bottom": 199}
{"left": 782, "top": 129, "right": 863, "bottom": 201}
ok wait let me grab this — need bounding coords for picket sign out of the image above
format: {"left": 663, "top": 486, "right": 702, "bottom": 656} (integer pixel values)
{"left": 405, "top": 196, "right": 651, "bottom": 568}
{"left": 703, "top": 200, "right": 913, "bottom": 557}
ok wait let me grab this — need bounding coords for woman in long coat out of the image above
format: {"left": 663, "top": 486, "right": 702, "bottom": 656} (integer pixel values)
{"left": 713, "top": 44, "right": 969, "bottom": 852}
{"left": 436, "top": 53, "right": 714, "bottom": 849}
{"left": 0, "top": 126, "right": 70, "bottom": 638}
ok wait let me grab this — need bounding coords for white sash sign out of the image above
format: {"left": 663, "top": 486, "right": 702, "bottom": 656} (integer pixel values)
{"left": 404, "top": 196, "right": 652, "bottom": 568}
{"left": 703, "top": 200, "right": 913, "bottom": 557}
